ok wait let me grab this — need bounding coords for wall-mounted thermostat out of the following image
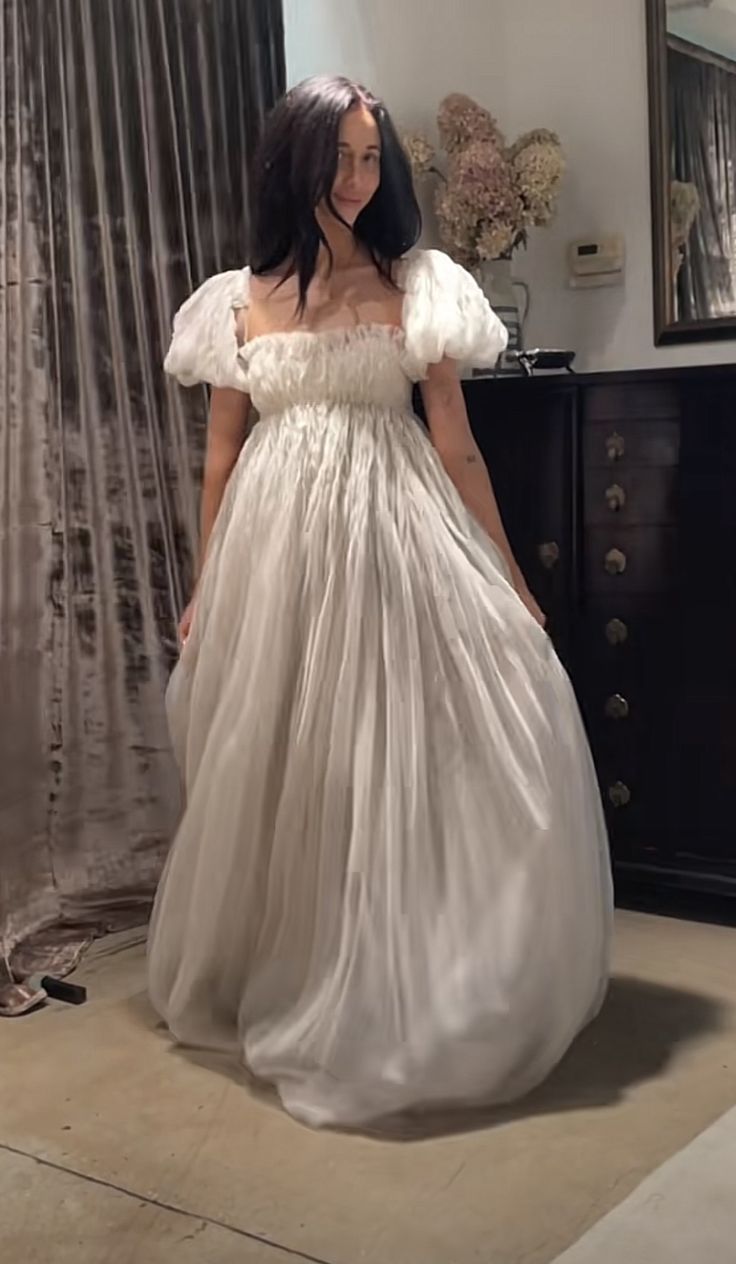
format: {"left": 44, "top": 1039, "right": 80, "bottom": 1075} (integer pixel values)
{"left": 568, "top": 234, "right": 625, "bottom": 288}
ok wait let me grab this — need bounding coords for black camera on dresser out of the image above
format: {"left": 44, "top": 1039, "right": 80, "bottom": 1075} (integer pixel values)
{"left": 462, "top": 366, "right": 736, "bottom": 900}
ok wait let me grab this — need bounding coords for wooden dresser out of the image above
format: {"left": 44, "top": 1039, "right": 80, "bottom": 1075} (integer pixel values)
{"left": 461, "top": 365, "right": 736, "bottom": 900}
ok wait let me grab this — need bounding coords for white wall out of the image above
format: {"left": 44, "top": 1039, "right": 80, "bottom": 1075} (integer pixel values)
{"left": 283, "top": 0, "right": 508, "bottom": 133}
{"left": 284, "top": 0, "right": 736, "bottom": 373}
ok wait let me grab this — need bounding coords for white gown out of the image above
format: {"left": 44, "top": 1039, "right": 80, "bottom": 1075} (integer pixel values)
{"left": 148, "top": 249, "right": 613, "bottom": 1129}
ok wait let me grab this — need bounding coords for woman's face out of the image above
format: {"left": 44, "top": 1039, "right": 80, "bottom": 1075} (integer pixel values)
{"left": 329, "top": 105, "right": 381, "bottom": 225}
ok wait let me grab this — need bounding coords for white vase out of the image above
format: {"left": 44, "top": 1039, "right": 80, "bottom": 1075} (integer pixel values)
{"left": 476, "top": 258, "right": 528, "bottom": 376}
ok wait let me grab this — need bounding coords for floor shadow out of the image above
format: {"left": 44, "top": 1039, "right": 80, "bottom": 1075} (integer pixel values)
{"left": 503, "top": 974, "right": 724, "bottom": 1113}
{"left": 128, "top": 975, "right": 726, "bottom": 1142}
{"left": 364, "top": 976, "right": 727, "bottom": 1142}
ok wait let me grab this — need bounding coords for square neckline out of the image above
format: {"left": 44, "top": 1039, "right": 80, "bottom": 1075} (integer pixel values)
{"left": 238, "top": 322, "right": 406, "bottom": 356}
{"left": 240, "top": 258, "right": 412, "bottom": 353}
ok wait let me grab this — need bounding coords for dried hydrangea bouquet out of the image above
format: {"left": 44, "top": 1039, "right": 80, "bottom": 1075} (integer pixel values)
{"left": 405, "top": 94, "right": 565, "bottom": 373}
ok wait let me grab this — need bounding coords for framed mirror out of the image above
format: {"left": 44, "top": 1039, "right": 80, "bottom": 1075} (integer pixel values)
{"left": 647, "top": 0, "right": 736, "bottom": 344}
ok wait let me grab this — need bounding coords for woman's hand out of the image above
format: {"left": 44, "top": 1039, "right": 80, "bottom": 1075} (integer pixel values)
{"left": 178, "top": 597, "right": 196, "bottom": 649}
{"left": 517, "top": 584, "right": 546, "bottom": 629}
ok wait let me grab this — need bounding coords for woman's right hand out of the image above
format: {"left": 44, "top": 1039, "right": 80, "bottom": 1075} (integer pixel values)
{"left": 178, "top": 598, "right": 196, "bottom": 649}
{"left": 517, "top": 584, "right": 547, "bottom": 630}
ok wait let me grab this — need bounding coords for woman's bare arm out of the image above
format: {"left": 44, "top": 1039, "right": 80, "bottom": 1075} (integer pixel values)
{"left": 196, "top": 387, "right": 251, "bottom": 579}
{"left": 177, "top": 386, "right": 251, "bottom": 647}
{"left": 420, "top": 357, "right": 545, "bottom": 626}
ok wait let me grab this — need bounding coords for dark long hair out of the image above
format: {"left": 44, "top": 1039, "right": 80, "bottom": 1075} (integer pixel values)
{"left": 249, "top": 76, "right": 421, "bottom": 311}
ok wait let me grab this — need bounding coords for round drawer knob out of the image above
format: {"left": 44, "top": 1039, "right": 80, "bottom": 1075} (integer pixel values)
{"left": 604, "top": 547, "right": 627, "bottom": 575}
{"left": 605, "top": 618, "right": 629, "bottom": 645}
{"left": 608, "top": 781, "right": 631, "bottom": 809}
{"left": 605, "top": 483, "right": 627, "bottom": 512}
{"left": 538, "top": 541, "right": 560, "bottom": 570}
{"left": 605, "top": 693, "right": 630, "bottom": 720}
{"left": 606, "top": 431, "right": 625, "bottom": 462}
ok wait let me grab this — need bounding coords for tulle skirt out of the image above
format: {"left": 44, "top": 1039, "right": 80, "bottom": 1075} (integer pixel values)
{"left": 148, "top": 402, "right": 613, "bottom": 1129}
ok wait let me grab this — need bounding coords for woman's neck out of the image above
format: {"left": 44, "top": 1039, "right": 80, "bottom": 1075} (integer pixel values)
{"left": 315, "top": 208, "right": 362, "bottom": 273}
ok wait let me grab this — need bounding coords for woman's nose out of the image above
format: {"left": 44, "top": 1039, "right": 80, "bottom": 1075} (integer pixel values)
{"left": 342, "top": 160, "right": 358, "bottom": 186}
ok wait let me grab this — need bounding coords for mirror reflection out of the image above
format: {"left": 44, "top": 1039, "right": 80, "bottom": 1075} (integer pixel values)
{"left": 666, "top": 0, "right": 736, "bottom": 321}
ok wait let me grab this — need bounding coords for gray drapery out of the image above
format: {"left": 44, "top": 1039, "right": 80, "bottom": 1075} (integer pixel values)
{"left": 0, "top": 0, "right": 284, "bottom": 981}
{"left": 669, "top": 41, "right": 736, "bottom": 321}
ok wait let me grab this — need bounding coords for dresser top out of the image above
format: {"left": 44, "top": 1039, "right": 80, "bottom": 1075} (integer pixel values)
{"left": 466, "top": 362, "right": 736, "bottom": 391}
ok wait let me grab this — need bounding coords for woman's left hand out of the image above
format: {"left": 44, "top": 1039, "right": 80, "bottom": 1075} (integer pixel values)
{"left": 517, "top": 584, "right": 546, "bottom": 629}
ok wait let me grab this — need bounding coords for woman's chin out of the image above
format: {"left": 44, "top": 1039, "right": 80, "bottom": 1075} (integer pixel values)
{"left": 333, "top": 201, "right": 363, "bottom": 225}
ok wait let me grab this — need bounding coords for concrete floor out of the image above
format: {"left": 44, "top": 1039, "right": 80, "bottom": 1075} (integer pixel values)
{"left": 2, "top": 909, "right": 736, "bottom": 1264}
{"left": 550, "top": 1102, "right": 736, "bottom": 1263}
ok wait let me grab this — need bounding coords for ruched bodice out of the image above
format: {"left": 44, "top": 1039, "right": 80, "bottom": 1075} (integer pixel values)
{"left": 162, "top": 249, "right": 510, "bottom": 397}
{"left": 239, "top": 325, "right": 418, "bottom": 418}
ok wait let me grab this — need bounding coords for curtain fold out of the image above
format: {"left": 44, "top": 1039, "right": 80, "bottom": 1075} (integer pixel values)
{"left": 669, "top": 42, "right": 736, "bottom": 321}
{"left": 0, "top": 0, "right": 284, "bottom": 979}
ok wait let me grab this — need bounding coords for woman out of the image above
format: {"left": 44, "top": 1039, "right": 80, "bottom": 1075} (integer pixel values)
{"left": 148, "top": 75, "right": 613, "bottom": 1130}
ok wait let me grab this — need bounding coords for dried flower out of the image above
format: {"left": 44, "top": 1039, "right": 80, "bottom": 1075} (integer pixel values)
{"left": 511, "top": 132, "right": 565, "bottom": 229}
{"left": 476, "top": 221, "right": 517, "bottom": 263}
{"left": 440, "top": 141, "right": 522, "bottom": 262}
{"left": 403, "top": 94, "right": 564, "bottom": 268}
{"left": 434, "top": 183, "right": 477, "bottom": 269}
{"left": 437, "top": 93, "right": 504, "bottom": 155}
{"left": 506, "top": 128, "right": 560, "bottom": 162}
{"left": 670, "top": 180, "right": 700, "bottom": 279}
{"left": 670, "top": 180, "right": 700, "bottom": 246}
{"left": 403, "top": 132, "right": 436, "bottom": 176}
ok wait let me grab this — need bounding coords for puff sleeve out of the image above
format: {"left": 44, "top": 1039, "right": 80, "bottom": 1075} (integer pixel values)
{"left": 163, "top": 267, "right": 251, "bottom": 392}
{"left": 402, "top": 249, "right": 508, "bottom": 376}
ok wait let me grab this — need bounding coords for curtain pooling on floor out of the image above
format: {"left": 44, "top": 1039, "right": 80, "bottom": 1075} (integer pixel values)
{"left": 0, "top": 0, "right": 285, "bottom": 975}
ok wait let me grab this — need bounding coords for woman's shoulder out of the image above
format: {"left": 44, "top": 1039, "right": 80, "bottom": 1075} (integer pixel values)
{"left": 174, "top": 267, "right": 251, "bottom": 320}
{"left": 164, "top": 267, "right": 251, "bottom": 390}
{"left": 401, "top": 249, "right": 508, "bottom": 373}
{"left": 401, "top": 248, "right": 487, "bottom": 319}
{"left": 401, "top": 248, "right": 471, "bottom": 288}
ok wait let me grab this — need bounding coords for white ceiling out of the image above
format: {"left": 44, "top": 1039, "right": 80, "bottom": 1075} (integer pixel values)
{"left": 668, "top": 0, "right": 736, "bottom": 14}
{"left": 668, "top": 1, "right": 736, "bottom": 60}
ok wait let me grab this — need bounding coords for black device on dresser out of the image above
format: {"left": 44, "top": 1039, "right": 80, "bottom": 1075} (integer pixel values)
{"left": 462, "top": 365, "right": 736, "bottom": 901}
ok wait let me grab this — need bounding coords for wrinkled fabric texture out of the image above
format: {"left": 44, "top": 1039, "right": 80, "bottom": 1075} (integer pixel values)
{"left": 0, "top": 0, "right": 284, "bottom": 978}
{"left": 161, "top": 250, "right": 508, "bottom": 393}
{"left": 148, "top": 252, "right": 613, "bottom": 1129}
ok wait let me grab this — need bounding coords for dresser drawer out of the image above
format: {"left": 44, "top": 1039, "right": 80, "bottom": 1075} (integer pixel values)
{"left": 587, "top": 734, "right": 675, "bottom": 858}
{"left": 475, "top": 367, "right": 736, "bottom": 897}
{"left": 573, "top": 591, "right": 680, "bottom": 863}
{"left": 583, "top": 466, "right": 677, "bottom": 527}
{"left": 583, "top": 420, "right": 680, "bottom": 469}
{"left": 598, "top": 771, "right": 670, "bottom": 857}
{"left": 577, "top": 683, "right": 660, "bottom": 742}
{"left": 583, "top": 382, "right": 680, "bottom": 422}
{"left": 576, "top": 668, "right": 673, "bottom": 779}
{"left": 573, "top": 597, "right": 676, "bottom": 677}
{"left": 584, "top": 526, "right": 679, "bottom": 594}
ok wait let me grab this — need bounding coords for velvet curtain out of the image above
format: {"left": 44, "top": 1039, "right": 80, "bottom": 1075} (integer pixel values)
{"left": 0, "top": 0, "right": 284, "bottom": 981}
